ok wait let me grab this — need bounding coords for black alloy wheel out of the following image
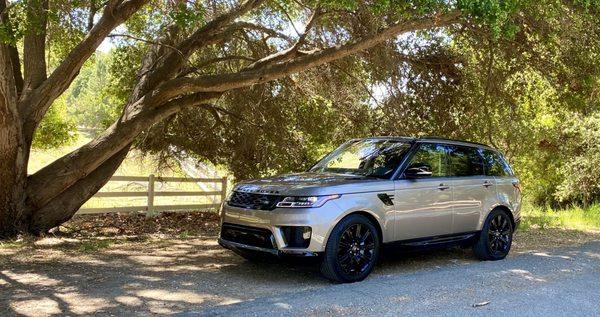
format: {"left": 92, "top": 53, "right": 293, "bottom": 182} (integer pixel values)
{"left": 321, "top": 214, "right": 380, "bottom": 283}
{"left": 473, "top": 208, "right": 513, "bottom": 261}
{"left": 337, "top": 223, "right": 376, "bottom": 276}
{"left": 488, "top": 213, "right": 511, "bottom": 256}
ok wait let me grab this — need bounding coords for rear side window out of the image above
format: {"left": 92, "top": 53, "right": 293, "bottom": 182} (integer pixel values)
{"left": 406, "top": 143, "right": 450, "bottom": 177}
{"left": 448, "top": 145, "right": 484, "bottom": 176}
{"left": 480, "top": 149, "right": 513, "bottom": 177}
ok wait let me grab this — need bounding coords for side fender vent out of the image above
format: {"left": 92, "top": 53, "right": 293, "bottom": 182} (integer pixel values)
{"left": 377, "top": 193, "right": 394, "bottom": 206}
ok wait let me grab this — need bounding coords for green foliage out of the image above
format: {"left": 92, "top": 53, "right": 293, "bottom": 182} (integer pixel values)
{"left": 104, "top": 45, "right": 144, "bottom": 107}
{"left": 32, "top": 96, "right": 77, "bottom": 149}
{"left": 67, "top": 53, "right": 122, "bottom": 130}
{"left": 139, "top": 71, "right": 374, "bottom": 180}
{"left": 520, "top": 202, "right": 600, "bottom": 231}
{"left": 457, "top": 0, "right": 520, "bottom": 36}
{"left": 554, "top": 114, "right": 600, "bottom": 206}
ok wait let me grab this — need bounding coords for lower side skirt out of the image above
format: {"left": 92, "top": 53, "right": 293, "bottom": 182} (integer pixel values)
{"left": 384, "top": 231, "right": 480, "bottom": 250}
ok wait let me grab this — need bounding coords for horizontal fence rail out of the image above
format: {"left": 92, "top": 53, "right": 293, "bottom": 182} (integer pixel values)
{"left": 76, "top": 174, "right": 227, "bottom": 216}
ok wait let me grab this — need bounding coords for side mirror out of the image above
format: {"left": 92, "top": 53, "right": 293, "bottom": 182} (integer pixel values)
{"left": 404, "top": 166, "right": 433, "bottom": 179}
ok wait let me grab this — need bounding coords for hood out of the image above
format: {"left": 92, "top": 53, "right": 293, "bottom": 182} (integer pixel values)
{"left": 233, "top": 172, "right": 393, "bottom": 196}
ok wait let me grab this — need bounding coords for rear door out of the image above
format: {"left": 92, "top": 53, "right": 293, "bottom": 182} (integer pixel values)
{"left": 481, "top": 149, "right": 521, "bottom": 219}
{"left": 447, "top": 145, "right": 492, "bottom": 233}
{"left": 394, "top": 142, "right": 453, "bottom": 240}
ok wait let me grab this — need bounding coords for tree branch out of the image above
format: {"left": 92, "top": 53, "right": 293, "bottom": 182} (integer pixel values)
{"left": 108, "top": 33, "right": 184, "bottom": 56}
{"left": 20, "top": 0, "right": 149, "bottom": 132}
{"left": 0, "top": 0, "right": 23, "bottom": 96}
{"left": 180, "top": 55, "right": 257, "bottom": 77}
{"left": 127, "top": 0, "right": 267, "bottom": 104}
{"left": 246, "top": 7, "right": 322, "bottom": 70}
{"left": 26, "top": 92, "right": 221, "bottom": 209}
{"left": 231, "top": 21, "right": 294, "bottom": 43}
{"left": 22, "top": 0, "right": 49, "bottom": 95}
{"left": 30, "top": 146, "right": 131, "bottom": 233}
{"left": 87, "top": 0, "right": 98, "bottom": 32}
{"left": 155, "top": 10, "right": 461, "bottom": 99}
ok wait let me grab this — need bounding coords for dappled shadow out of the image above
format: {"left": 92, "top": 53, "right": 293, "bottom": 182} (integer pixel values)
{"left": 0, "top": 236, "right": 328, "bottom": 316}
{"left": 1, "top": 228, "right": 598, "bottom": 316}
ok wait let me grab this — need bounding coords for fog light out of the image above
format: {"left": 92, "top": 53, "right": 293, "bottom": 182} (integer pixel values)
{"left": 281, "top": 226, "right": 312, "bottom": 248}
{"left": 302, "top": 227, "right": 312, "bottom": 240}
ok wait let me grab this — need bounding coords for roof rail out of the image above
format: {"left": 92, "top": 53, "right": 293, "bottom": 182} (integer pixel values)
{"left": 417, "top": 136, "right": 493, "bottom": 148}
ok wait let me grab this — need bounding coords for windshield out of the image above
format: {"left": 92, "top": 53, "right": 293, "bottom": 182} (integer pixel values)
{"left": 310, "top": 139, "right": 411, "bottom": 178}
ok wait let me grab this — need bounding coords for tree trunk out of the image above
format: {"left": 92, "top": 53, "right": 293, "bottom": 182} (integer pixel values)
{"left": 28, "top": 147, "right": 130, "bottom": 234}
{"left": 0, "top": 107, "right": 29, "bottom": 238}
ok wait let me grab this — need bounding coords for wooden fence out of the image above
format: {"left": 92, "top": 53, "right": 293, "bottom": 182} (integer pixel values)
{"left": 77, "top": 175, "right": 227, "bottom": 215}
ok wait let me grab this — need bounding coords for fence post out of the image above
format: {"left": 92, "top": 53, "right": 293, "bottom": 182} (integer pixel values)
{"left": 147, "top": 174, "right": 155, "bottom": 217}
{"left": 220, "top": 176, "right": 228, "bottom": 205}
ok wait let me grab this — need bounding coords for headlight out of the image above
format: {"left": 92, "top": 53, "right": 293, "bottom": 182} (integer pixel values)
{"left": 276, "top": 194, "right": 341, "bottom": 208}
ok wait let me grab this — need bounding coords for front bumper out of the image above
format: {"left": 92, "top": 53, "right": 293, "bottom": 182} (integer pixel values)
{"left": 218, "top": 238, "right": 319, "bottom": 257}
{"left": 219, "top": 201, "right": 344, "bottom": 254}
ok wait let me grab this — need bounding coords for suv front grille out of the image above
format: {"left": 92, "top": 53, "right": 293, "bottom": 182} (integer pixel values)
{"left": 227, "top": 191, "right": 282, "bottom": 210}
{"left": 220, "top": 223, "right": 275, "bottom": 249}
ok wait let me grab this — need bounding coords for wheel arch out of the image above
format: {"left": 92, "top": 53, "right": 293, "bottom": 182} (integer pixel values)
{"left": 488, "top": 204, "right": 516, "bottom": 229}
{"left": 323, "top": 210, "right": 384, "bottom": 249}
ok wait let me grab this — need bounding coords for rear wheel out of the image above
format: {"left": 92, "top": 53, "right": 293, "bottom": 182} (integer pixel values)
{"left": 473, "top": 208, "right": 513, "bottom": 260}
{"left": 320, "top": 214, "right": 380, "bottom": 283}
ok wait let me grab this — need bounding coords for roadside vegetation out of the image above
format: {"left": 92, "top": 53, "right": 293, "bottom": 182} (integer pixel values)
{"left": 520, "top": 202, "right": 600, "bottom": 232}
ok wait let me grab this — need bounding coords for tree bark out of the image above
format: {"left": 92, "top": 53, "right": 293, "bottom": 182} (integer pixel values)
{"left": 0, "top": 37, "right": 28, "bottom": 237}
{"left": 0, "top": 118, "right": 28, "bottom": 238}
{"left": 29, "top": 147, "right": 130, "bottom": 234}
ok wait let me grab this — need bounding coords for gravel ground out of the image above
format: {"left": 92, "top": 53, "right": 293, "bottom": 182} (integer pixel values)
{"left": 187, "top": 241, "right": 600, "bottom": 317}
{"left": 1, "top": 222, "right": 598, "bottom": 317}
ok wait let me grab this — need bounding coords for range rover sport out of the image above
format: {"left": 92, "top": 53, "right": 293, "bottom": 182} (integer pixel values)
{"left": 218, "top": 137, "right": 521, "bottom": 283}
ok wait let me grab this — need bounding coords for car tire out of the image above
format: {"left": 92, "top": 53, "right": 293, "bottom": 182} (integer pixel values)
{"left": 473, "top": 208, "right": 514, "bottom": 261}
{"left": 320, "top": 214, "right": 380, "bottom": 283}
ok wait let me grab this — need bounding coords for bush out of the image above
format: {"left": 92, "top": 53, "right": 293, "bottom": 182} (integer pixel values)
{"left": 32, "top": 96, "right": 77, "bottom": 149}
{"left": 554, "top": 113, "right": 600, "bottom": 207}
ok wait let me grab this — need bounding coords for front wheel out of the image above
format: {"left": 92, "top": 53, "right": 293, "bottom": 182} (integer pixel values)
{"left": 320, "top": 214, "right": 380, "bottom": 283}
{"left": 473, "top": 208, "right": 514, "bottom": 261}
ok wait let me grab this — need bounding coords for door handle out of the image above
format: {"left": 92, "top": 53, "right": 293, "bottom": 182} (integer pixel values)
{"left": 483, "top": 181, "right": 493, "bottom": 188}
{"left": 437, "top": 183, "right": 450, "bottom": 190}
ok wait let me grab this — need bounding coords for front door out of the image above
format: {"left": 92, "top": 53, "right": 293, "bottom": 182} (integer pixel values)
{"left": 394, "top": 143, "right": 453, "bottom": 241}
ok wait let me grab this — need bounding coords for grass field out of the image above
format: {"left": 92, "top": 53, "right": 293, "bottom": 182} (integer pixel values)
{"left": 520, "top": 201, "right": 600, "bottom": 231}
{"left": 29, "top": 132, "right": 225, "bottom": 210}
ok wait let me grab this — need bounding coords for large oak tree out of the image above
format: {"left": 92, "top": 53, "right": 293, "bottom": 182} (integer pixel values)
{"left": 0, "top": 0, "right": 543, "bottom": 237}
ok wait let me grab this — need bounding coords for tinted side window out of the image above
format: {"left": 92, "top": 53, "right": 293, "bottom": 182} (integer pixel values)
{"left": 480, "top": 149, "right": 513, "bottom": 176}
{"left": 405, "top": 143, "right": 449, "bottom": 177}
{"left": 448, "top": 145, "right": 484, "bottom": 176}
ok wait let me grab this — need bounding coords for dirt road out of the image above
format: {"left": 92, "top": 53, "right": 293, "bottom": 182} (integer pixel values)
{"left": 1, "top": 230, "right": 598, "bottom": 316}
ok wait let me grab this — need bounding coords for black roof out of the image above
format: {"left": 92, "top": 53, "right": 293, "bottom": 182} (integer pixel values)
{"left": 417, "top": 136, "right": 493, "bottom": 149}
{"left": 360, "top": 136, "right": 494, "bottom": 149}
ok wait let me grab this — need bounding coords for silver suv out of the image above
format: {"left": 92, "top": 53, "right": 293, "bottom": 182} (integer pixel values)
{"left": 219, "top": 137, "right": 521, "bottom": 283}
